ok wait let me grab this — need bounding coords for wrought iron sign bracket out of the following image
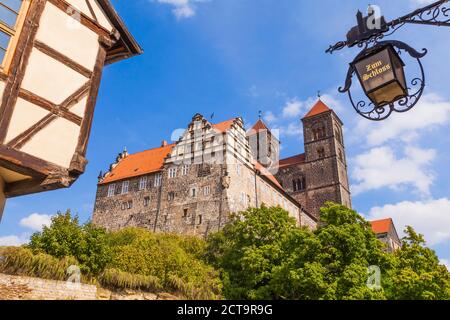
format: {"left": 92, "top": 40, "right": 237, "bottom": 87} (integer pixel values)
{"left": 326, "top": 0, "right": 450, "bottom": 54}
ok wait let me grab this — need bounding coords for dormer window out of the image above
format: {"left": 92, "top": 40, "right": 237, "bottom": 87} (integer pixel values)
{"left": 0, "top": 0, "right": 30, "bottom": 73}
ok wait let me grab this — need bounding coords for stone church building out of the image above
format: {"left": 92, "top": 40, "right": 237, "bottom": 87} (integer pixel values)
{"left": 92, "top": 100, "right": 399, "bottom": 246}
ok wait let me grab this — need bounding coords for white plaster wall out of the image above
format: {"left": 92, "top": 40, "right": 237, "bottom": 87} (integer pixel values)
{"left": 4, "top": 98, "right": 49, "bottom": 143}
{"left": 36, "top": 2, "right": 100, "bottom": 71}
{"left": 21, "top": 48, "right": 89, "bottom": 105}
{"left": 70, "top": 96, "right": 88, "bottom": 117}
{"left": 20, "top": 118, "right": 80, "bottom": 168}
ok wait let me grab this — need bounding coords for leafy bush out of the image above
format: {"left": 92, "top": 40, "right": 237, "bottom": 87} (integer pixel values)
{"left": 0, "top": 247, "right": 81, "bottom": 282}
{"left": 99, "top": 268, "right": 162, "bottom": 292}
{"left": 107, "top": 228, "right": 222, "bottom": 299}
{"left": 28, "top": 211, "right": 111, "bottom": 275}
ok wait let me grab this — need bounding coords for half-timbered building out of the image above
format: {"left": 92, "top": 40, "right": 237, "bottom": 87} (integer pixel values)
{"left": 0, "top": 0, "right": 141, "bottom": 219}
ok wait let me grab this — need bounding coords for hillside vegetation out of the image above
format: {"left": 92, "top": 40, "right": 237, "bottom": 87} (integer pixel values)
{"left": 1, "top": 204, "right": 449, "bottom": 300}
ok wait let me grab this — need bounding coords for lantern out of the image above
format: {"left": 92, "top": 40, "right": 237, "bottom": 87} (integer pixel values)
{"left": 352, "top": 44, "right": 408, "bottom": 107}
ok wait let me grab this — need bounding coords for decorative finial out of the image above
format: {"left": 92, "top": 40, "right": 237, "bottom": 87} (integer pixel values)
{"left": 317, "top": 90, "right": 321, "bottom": 99}
{"left": 258, "top": 110, "right": 262, "bottom": 120}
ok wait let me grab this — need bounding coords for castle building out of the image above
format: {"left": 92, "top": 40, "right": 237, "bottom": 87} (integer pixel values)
{"left": 92, "top": 100, "right": 402, "bottom": 246}
{"left": 93, "top": 112, "right": 318, "bottom": 237}
{"left": 93, "top": 100, "right": 357, "bottom": 238}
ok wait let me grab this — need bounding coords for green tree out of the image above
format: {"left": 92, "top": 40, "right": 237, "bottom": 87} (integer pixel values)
{"left": 385, "top": 226, "right": 450, "bottom": 300}
{"left": 207, "top": 203, "right": 392, "bottom": 300}
{"left": 206, "top": 205, "right": 309, "bottom": 299}
{"left": 28, "top": 211, "right": 111, "bottom": 275}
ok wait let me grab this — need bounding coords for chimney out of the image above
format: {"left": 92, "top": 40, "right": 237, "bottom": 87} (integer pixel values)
{"left": 161, "top": 140, "right": 168, "bottom": 147}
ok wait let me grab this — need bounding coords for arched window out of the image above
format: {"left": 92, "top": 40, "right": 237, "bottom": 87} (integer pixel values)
{"left": 293, "top": 177, "right": 306, "bottom": 192}
{"left": 312, "top": 123, "right": 326, "bottom": 140}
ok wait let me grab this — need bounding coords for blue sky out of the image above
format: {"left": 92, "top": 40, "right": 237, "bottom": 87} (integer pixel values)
{"left": 2, "top": 0, "right": 450, "bottom": 265}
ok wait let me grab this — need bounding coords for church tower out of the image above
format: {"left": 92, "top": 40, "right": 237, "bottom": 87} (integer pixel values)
{"left": 301, "top": 100, "right": 351, "bottom": 215}
{"left": 247, "top": 119, "right": 280, "bottom": 171}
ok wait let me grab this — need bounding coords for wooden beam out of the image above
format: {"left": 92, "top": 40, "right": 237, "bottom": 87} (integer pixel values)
{"left": 18, "top": 89, "right": 83, "bottom": 125}
{"left": 5, "top": 171, "right": 74, "bottom": 198}
{"left": 47, "top": 0, "right": 110, "bottom": 38}
{"left": 8, "top": 83, "right": 90, "bottom": 149}
{"left": 0, "top": 0, "right": 47, "bottom": 144}
{"left": 0, "top": 144, "right": 63, "bottom": 178}
{"left": 34, "top": 40, "right": 93, "bottom": 78}
{"left": 76, "top": 41, "right": 107, "bottom": 157}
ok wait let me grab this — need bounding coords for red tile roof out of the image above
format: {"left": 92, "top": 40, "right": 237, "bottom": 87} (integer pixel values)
{"left": 250, "top": 119, "right": 269, "bottom": 132}
{"left": 212, "top": 118, "right": 236, "bottom": 133}
{"left": 100, "top": 144, "right": 175, "bottom": 185}
{"left": 100, "top": 118, "right": 238, "bottom": 185}
{"left": 255, "top": 162, "right": 283, "bottom": 189}
{"left": 278, "top": 154, "right": 306, "bottom": 169}
{"left": 370, "top": 218, "right": 393, "bottom": 234}
{"left": 303, "top": 100, "right": 331, "bottom": 119}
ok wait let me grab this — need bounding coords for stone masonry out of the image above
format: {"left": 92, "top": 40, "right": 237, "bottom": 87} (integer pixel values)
{"left": 92, "top": 100, "right": 349, "bottom": 238}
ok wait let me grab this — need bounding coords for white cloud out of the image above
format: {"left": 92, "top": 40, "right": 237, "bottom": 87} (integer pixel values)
{"left": 367, "top": 198, "right": 450, "bottom": 246}
{"left": 441, "top": 259, "right": 450, "bottom": 270}
{"left": 282, "top": 98, "right": 303, "bottom": 118}
{"left": 263, "top": 111, "right": 277, "bottom": 123}
{"left": 355, "top": 94, "right": 450, "bottom": 147}
{"left": 20, "top": 213, "right": 52, "bottom": 232}
{"left": 0, "top": 235, "right": 28, "bottom": 246}
{"left": 351, "top": 146, "right": 436, "bottom": 196}
{"left": 154, "top": 0, "right": 208, "bottom": 19}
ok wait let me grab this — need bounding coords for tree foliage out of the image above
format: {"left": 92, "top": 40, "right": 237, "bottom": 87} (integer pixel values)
{"left": 207, "top": 203, "right": 450, "bottom": 300}
{"left": 28, "top": 211, "right": 111, "bottom": 275}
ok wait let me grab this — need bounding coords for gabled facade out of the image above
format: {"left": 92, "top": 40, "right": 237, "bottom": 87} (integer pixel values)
{"left": 0, "top": 0, "right": 142, "bottom": 218}
{"left": 93, "top": 114, "right": 316, "bottom": 238}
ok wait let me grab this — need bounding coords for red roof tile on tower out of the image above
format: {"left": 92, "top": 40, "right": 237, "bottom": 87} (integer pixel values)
{"left": 278, "top": 154, "right": 306, "bottom": 169}
{"left": 303, "top": 100, "right": 331, "bottom": 119}
{"left": 100, "top": 144, "right": 175, "bottom": 185}
{"left": 250, "top": 119, "right": 270, "bottom": 132}
{"left": 370, "top": 218, "right": 393, "bottom": 234}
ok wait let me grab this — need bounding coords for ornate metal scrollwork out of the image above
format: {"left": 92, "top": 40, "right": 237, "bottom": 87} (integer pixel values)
{"left": 339, "top": 40, "right": 427, "bottom": 121}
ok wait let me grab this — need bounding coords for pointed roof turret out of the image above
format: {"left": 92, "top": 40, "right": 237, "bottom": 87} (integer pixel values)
{"left": 303, "top": 100, "right": 332, "bottom": 119}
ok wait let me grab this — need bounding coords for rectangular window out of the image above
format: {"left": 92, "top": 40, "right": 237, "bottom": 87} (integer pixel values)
{"left": 168, "top": 167, "right": 177, "bottom": 179}
{"left": 139, "top": 176, "right": 147, "bottom": 190}
{"left": 144, "top": 196, "right": 150, "bottom": 207}
{"left": 168, "top": 192, "right": 175, "bottom": 201}
{"left": 121, "top": 181, "right": 129, "bottom": 194}
{"left": 183, "top": 209, "right": 188, "bottom": 218}
{"left": 154, "top": 173, "right": 162, "bottom": 187}
{"left": 204, "top": 185, "right": 210, "bottom": 196}
{"left": 190, "top": 187, "right": 196, "bottom": 198}
{"left": 182, "top": 164, "right": 189, "bottom": 176}
{"left": 127, "top": 201, "right": 133, "bottom": 209}
{"left": 0, "top": 0, "right": 30, "bottom": 73}
{"left": 107, "top": 184, "right": 116, "bottom": 197}
{"left": 198, "top": 215, "right": 202, "bottom": 225}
